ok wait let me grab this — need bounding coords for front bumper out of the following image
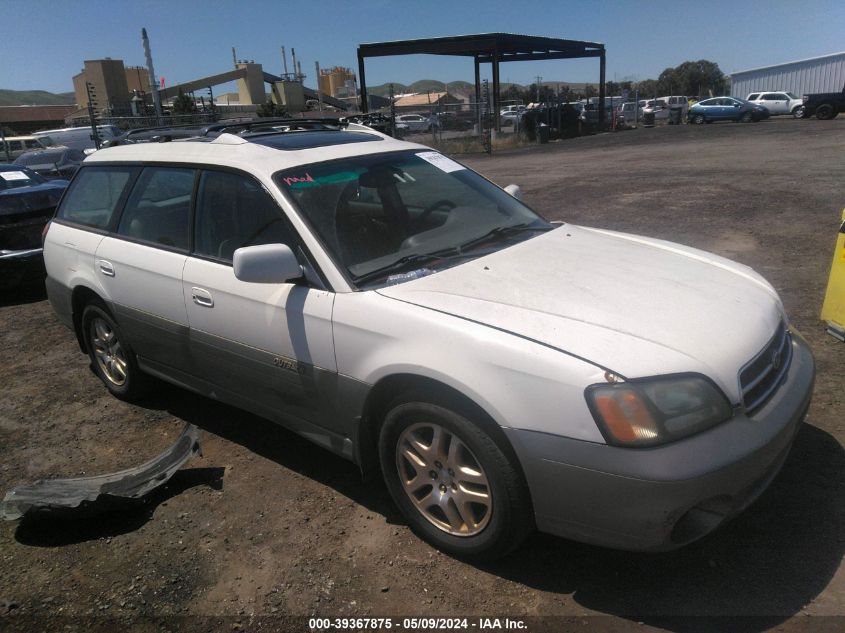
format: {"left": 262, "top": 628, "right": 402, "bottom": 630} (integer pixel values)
{"left": 504, "top": 333, "right": 815, "bottom": 551}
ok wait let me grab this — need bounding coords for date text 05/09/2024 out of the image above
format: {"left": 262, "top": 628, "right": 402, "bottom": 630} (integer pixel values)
{"left": 308, "top": 617, "right": 528, "bottom": 630}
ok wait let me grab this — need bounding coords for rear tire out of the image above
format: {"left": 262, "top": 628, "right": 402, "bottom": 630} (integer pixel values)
{"left": 815, "top": 103, "right": 837, "bottom": 120}
{"left": 81, "top": 302, "right": 150, "bottom": 402}
{"left": 379, "top": 398, "right": 533, "bottom": 560}
{"left": 692, "top": 114, "right": 705, "bottom": 125}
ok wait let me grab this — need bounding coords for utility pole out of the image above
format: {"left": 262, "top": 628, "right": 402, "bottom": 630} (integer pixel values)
{"left": 536, "top": 75, "right": 542, "bottom": 103}
{"left": 85, "top": 82, "right": 102, "bottom": 149}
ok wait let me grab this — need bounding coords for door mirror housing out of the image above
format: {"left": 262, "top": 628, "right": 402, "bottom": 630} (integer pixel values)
{"left": 233, "top": 243, "right": 302, "bottom": 283}
{"left": 504, "top": 184, "right": 523, "bottom": 200}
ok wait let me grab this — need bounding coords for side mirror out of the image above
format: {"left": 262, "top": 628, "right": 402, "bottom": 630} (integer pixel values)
{"left": 504, "top": 184, "right": 523, "bottom": 200}
{"left": 233, "top": 243, "right": 302, "bottom": 283}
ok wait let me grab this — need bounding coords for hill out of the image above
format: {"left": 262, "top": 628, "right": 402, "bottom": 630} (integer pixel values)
{"left": 0, "top": 89, "right": 76, "bottom": 106}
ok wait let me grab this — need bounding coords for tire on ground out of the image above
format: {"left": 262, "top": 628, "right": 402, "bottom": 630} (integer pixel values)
{"left": 81, "top": 301, "right": 150, "bottom": 401}
{"left": 378, "top": 398, "right": 533, "bottom": 560}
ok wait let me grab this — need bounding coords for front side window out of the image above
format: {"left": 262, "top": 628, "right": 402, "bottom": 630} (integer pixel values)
{"left": 117, "top": 167, "right": 195, "bottom": 250}
{"left": 194, "top": 170, "right": 295, "bottom": 263}
{"left": 276, "top": 151, "right": 550, "bottom": 287}
{"left": 57, "top": 166, "right": 134, "bottom": 228}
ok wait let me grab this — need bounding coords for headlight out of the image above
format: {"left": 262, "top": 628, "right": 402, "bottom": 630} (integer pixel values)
{"left": 585, "top": 374, "right": 732, "bottom": 447}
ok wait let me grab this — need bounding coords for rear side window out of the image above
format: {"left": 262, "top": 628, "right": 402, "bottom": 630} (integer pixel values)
{"left": 117, "top": 167, "right": 195, "bottom": 251}
{"left": 194, "top": 170, "right": 295, "bottom": 263}
{"left": 57, "top": 166, "right": 134, "bottom": 229}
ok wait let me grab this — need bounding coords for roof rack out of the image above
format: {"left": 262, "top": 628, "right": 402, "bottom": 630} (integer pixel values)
{"left": 202, "top": 118, "right": 347, "bottom": 137}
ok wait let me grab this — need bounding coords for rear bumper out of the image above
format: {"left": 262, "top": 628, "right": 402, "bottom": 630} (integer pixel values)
{"left": 45, "top": 275, "right": 74, "bottom": 330}
{"left": 505, "top": 333, "right": 815, "bottom": 551}
{"left": 0, "top": 248, "right": 44, "bottom": 288}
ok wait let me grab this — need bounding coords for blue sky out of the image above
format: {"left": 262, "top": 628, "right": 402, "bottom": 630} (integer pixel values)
{"left": 4, "top": 0, "right": 844, "bottom": 94}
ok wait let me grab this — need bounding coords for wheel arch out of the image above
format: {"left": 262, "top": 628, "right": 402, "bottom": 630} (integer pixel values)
{"left": 71, "top": 285, "right": 108, "bottom": 353}
{"left": 355, "top": 373, "right": 531, "bottom": 504}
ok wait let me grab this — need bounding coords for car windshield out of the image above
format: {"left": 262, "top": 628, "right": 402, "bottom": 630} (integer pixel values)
{"left": 275, "top": 150, "right": 551, "bottom": 287}
{"left": 0, "top": 167, "right": 46, "bottom": 190}
{"left": 786, "top": 92, "right": 799, "bottom": 99}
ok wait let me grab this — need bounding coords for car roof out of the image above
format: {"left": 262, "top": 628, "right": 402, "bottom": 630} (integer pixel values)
{"left": 83, "top": 128, "right": 426, "bottom": 180}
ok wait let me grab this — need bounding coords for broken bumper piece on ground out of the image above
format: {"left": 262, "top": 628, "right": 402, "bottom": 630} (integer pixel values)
{"left": 0, "top": 424, "right": 201, "bottom": 521}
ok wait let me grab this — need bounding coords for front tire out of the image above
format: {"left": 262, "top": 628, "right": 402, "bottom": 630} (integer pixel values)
{"left": 81, "top": 302, "right": 149, "bottom": 401}
{"left": 792, "top": 105, "right": 805, "bottom": 119}
{"left": 379, "top": 399, "right": 533, "bottom": 560}
{"left": 740, "top": 111, "right": 752, "bottom": 123}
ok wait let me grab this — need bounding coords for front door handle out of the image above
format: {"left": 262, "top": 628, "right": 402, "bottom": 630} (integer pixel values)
{"left": 98, "top": 260, "right": 115, "bottom": 277}
{"left": 191, "top": 287, "right": 214, "bottom": 308}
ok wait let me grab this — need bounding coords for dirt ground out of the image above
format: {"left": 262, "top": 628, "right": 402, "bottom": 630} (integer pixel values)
{"left": 1, "top": 117, "right": 843, "bottom": 633}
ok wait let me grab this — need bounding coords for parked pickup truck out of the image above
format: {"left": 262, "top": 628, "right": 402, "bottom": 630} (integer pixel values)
{"left": 801, "top": 84, "right": 845, "bottom": 120}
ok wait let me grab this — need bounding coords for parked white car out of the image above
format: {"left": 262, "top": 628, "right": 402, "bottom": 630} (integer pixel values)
{"left": 42, "top": 125, "right": 814, "bottom": 559}
{"left": 394, "top": 114, "right": 431, "bottom": 132}
{"left": 745, "top": 91, "right": 804, "bottom": 117}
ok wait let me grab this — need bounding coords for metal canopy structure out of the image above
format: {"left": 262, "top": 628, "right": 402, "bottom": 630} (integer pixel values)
{"left": 357, "top": 32, "right": 607, "bottom": 127}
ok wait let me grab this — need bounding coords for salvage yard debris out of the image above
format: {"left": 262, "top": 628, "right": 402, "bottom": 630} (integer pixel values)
{"left": 0, "top": 424, "right": 201, "bottom": 521}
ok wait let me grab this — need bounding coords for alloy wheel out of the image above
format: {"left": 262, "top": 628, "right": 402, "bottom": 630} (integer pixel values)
{"left": 90, "top": 317, "right": 128, "bottom": 386}
{"left": 395, "top": 422, "right": 492, "bottom": 536}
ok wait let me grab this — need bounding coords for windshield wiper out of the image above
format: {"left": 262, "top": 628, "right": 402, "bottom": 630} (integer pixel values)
{"left": 456, "top": 222, "right": 551, "bottom": 253}
{"left": 353, "top": 224, "right": 552, "bottom": 287}
{"left": 353, "top": 249, "right": 457, "bottom": 286}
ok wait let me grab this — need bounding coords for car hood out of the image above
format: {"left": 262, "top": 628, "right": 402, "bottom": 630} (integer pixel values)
{"left": 377, "top": 226, "right": 783, "bottom": 402}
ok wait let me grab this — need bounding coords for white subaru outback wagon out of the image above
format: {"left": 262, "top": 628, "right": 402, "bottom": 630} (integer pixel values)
{"left": 43, "top": 123, "right": 814, "bottom": 559}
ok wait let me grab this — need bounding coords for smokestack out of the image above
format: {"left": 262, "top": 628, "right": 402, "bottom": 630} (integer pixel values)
{"left": 291, "top": 48, "right": 298, "bottom": 80}
{"left": 141, "top": 28, "right": 163, "bottom": 123}
{"left": 281, "top": 46, "right": 289, "bottom": 77}
{"left": 232, "top": 47, "right": 237, "bottom": 67}
{"left": 297, "top": 61, "right": 303, "bottom": 82}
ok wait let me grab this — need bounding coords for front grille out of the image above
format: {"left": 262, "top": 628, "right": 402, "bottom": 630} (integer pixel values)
{"left": 739, "top": 322, "right": 792, "bottom": 414}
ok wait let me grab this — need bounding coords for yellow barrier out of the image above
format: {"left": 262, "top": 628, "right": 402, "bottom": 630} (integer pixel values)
{"left": 821, "top": 208, "right": 845, "bottom": 341}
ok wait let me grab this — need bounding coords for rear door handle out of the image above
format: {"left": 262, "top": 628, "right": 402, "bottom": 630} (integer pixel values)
{"left": 98, "top": 260, "right": 115, "bottom": 277}
{"left": 191, "top": 287, "right": 214, "bottom": 308}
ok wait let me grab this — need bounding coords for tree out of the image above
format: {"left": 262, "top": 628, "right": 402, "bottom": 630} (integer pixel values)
{"left": 171, "top": 90, "right": 197, "bottom": 114}
{"left": 583, "top": 84, "right": 597, "bottom": 99}
{"left": 257, "top": 99, "right": 288, "bottom": 118}
{"left": 634, "top": 79, "right": 659, "bottom": 99}
{"left": 500, "top": 84, "right": 525, "bottom": 105}
{"left": 655, "top": 60, "right": 726, "bottom": 97}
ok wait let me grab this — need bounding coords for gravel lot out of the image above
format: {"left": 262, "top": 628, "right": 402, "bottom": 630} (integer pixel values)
{"left": 1, "top": 117, "right": 843, "bottom": 632}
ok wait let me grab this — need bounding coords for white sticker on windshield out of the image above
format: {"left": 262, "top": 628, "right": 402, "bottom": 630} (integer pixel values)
{"left": 416, "top": 151, "right": 465, "bottom": 173}
{"left": 0, "top": 171, "right": 30, "bottom": 181}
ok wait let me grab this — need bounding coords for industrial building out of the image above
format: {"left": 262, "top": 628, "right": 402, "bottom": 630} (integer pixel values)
{"left": 72, "top": 59, "right": 150, "bottom": 115}
{"left": 730, "top": 51, "right": 845, "bottom": 98}
{"left": 318, "top": 66, "right": 356, "bottom": 98}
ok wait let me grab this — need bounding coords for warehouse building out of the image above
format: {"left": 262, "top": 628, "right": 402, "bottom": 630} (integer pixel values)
{"left": 730, "top": 51, "right": 845, "bottom": 98}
